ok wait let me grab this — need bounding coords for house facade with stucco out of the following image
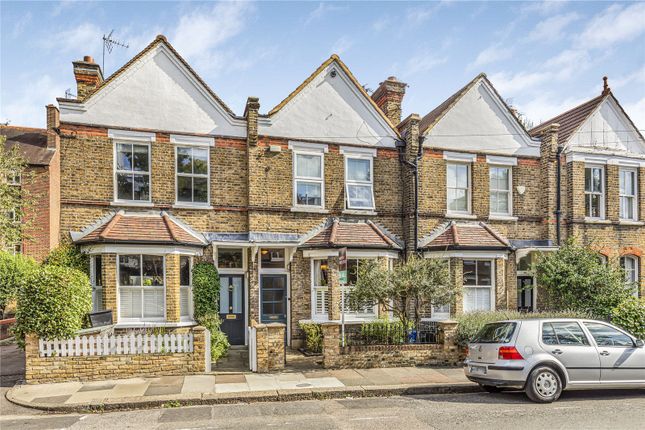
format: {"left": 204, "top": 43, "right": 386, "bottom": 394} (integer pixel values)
{"left": 48, "top": 34, "right": 644, "bottom": 351}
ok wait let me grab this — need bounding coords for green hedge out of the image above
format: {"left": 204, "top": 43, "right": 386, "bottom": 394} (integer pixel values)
{"left": 44, "top": 243, "right": 89, "bottom": 275}
{"left": 0, "top": 251, "right": 37, "bottom": 313}
{"left": 13, "top": 264, "right": 92, "bottom": 348}
{"left": 611, "top": 297, "right": 645, "bottom": 340}
{"left": 298, "top": 322, "right": 323, "bottom": 353}
{"left": 191, "top": 262, "right": 229, "bottom": 361}
{"left": 455, "top": 310, "right": 590, "bottom": 347}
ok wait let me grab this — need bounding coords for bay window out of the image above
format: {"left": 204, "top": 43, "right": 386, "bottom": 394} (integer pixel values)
{"left": 463, "top": 260, "right": 494, "bottom": 312}
{"left": 91, "top": 256, "right": 103, "bottom": 312}
{"left": 342, "top": 258, "right": 377, "bottom": 319}
{"left": 345, "top": 157, "right": 374, "bottom": 210}
{"left": 312, "top": 259, "right": 329, "bottom": 320}
{"left": 176, "top": 146, "right": 209, "bottom": 205}
{"left": 490, "top": 166, "right": 511, "bottom": 215}
{"left": 584, "top": 165, "right": 604, "bottom": 219}
{"left": 118, "top": 255, "right": 165, "bottom": 321}
{"left": 619, "top": 168, "right": 638, "bottom": 221}
{"left": 180, "top": 256, "right": 193, "bottom": 319}
{"left": 620, "top": 255, "right": 640, "bottom": 297}
{"left": 294, "top": 151, "right": 324, "bottom": 208}
{"left": 115, "top": 142, "right": 150, "bottom": 202}
{"left": 447, "top": 163, "right": 471, "bottom": 214}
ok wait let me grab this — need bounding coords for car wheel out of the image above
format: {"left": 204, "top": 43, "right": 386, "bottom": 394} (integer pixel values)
{"left": 480, "top": 384, "right": 504, "bottom": 393}
{"left": 525, "top": 366, "right": 562, "bottom": 403}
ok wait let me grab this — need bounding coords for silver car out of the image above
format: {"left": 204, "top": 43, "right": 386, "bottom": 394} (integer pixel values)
{"left": 464, "top": 318, "right": 645, "bottom": 402}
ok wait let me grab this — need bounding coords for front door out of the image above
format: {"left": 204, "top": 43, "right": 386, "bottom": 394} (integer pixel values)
{"left": 219, "top": 275, "right": 245, "bottom": 345}
{"left": 517, "top": 276, "right": 534, "bottom": 312}
{"left": 260, "top": 274, "right": 287, "bottom": 324}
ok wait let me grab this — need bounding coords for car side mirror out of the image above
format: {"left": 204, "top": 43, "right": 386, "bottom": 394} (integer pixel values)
{"left": 635, "top": 339, "right": 644, "bottom": 348}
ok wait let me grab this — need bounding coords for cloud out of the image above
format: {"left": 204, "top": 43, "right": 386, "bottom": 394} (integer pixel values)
{"left": 611, "top": 66, "right": 645, "bottom": 90}
{"left": 471, "top": 44, "right": 513, "bottom": 68}
{"left": 304, "top": 2, "right": 347, "bottom": 25}
{"left": 44, "top": 22, "right": 103, "bottom": 55}
{"left": 489, "top": 71, "right": 551, "bottom": 95}
{"left": 527, "top": 12, "right": 579, "bottom": 43}
{"left": 0, "top": 75, "right": 66, "bottom": 127}
{"left": 371, "top": 17, "right": 390, "bottom": 32}
{"left": 518, "top": 93, "right": 589, "bottom": 126}
{"left": 405, "top": 1, "right": 450, "bottom": 26}
{"left": 622, "top": 97, "right": 645, "bottom": 132}
{"left": 330, "top": 36, "right": 353, "bottom": 56}
{"left": 520, "top": 1, "right": 568, "bottom": 16}
{"left": 575, "top": 3, "right": 645, "bottom": 49}
{"left": 11, "top": 12, "right": 32, "bottom": 39}
{"left": 544, "top": 49, "right": 591, "bottom": 79}
{"left": 403, "top": 52, "right": 447, "bottom": 77}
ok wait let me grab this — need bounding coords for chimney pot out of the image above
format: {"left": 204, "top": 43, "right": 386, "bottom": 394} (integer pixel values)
{"left": 602, "top": 76, "right": 610, "bottom": 95}
{"left": 83, "top": 55, "right": 94, "bottom": 63}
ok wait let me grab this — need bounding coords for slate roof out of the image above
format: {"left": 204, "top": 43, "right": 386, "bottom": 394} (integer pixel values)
{"left": 301, "top": 218, "right": 402, "bottom": 249}
{"left": 73, "top": 211, "right": 207, "bottom": 247}
{"left": 419, "top": 221, "right": 510, "bottom": 250}
{"left": 1, "top": 126, "right": 54, "bottom": 166}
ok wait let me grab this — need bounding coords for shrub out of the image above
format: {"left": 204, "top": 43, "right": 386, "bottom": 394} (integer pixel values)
{"left": 299, "top": 322, "right": 323, "bottom": 353}
{"left": 455, "top": 310, "right": 591, "bottom": 347}
{"left": 359, "top": 318, "right": 412, "bottom": 345}
{"left": 13, "top": 264, "right": 92, "bottom": 348}
{"left": 191, "top": 262, "right": 229, "bottom": 360}
{"left": 0, "top": 251, "right": 37, "bottom": 313}
{"left": 44, "top": 243, "right": 90, "bottom": 275}
{"left": 611, "top": 297, "right": 645, "bottom": 340}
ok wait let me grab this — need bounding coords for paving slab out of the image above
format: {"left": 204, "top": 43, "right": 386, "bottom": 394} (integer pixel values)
{"left": 181, "top": 375, "right": 216, "bottom": 394}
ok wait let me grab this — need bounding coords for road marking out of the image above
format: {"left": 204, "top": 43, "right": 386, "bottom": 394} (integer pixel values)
{"left": 349, "top": 415, "right": 398, "bottom": 421}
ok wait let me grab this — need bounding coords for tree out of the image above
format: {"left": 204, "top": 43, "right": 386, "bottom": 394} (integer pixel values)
{"left": 534, "top": 238, "right": 632, "bottom": 319}
{"left": 348, "top": 255, "right": 458, "bottom": 335}
{"left": 0, "top": 137, "right": 34, "bottom": 250}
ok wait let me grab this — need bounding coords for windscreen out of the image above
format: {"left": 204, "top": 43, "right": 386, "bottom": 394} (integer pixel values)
{"left": 472, "top": 322, "right": 517, "bottom": 344}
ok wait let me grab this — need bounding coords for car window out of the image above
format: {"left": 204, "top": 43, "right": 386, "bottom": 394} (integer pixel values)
{"left": 542, "top": 322, "right": 589, "bottom": 346}
{"left": 472, "top": 322, "right": 517, "bottom": 343}
{"left": 583, "top": 322, "right": 634, "bottom": 347}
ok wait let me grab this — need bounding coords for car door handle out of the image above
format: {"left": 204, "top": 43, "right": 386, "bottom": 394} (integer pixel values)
{"left": 552, "top": 349, "right": 563, "bottom": 355}
{"left": 600, "top": 351, "right": 610, "bottom": 356}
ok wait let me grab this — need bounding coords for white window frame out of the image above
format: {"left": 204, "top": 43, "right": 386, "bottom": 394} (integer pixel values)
{"left": 489, "top": 165, "right": 512, "bottom": 216}
{"left": 180, "top": 256, "right": 194, "bottom": 321}
{"left": 117, "top": 254, "right": 166, "bottom": 323}
{"left": 311, "top": 259, "right": 330, "bottom": 321}
{"left": 619, "top": 168, "right": 638, "bottom": 221}
{"left": 113, "top": 141, "right": 152, "bottom": 204}
{"left": 620, "top": 255, "right": 640, "bottom": 298}
{"left": 584, "top": 165, "right": 605, "bottom": 220}
{"left": 462, "top": 259, "right": 495, "bottom": 313}
{"left": 175, "top": 145, "right": 211, "bottom": 207}
{"left": 342, "top": 258, "right": 378, "bottom": 320}
{"left": 215, "top": 247, "right": 247, "bottom": 273}
{"left": 7, "top": 172, "right": 21, "bottom": 186}
{"left": 90, "top": 255, "right": 103, "bottom": 313}
{"left": 446, "top": 162, "right": 472, "bottom": 215}
{"left": 344, "top": 154, "right": 375, "bottom": 211}
{"left": 292, "top": 149, "right": 325, "bottom": 209}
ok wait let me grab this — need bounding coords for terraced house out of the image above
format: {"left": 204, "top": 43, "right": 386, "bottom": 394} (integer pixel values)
{"left": 48, "top": 34, "right": 644, "bottom": 353}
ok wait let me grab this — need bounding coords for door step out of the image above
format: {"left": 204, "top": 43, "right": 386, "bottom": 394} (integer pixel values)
{"left": 215, "top": 345, "right": 249, "bottom": 371}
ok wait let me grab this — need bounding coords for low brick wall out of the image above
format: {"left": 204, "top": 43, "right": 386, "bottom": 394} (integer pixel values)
{"left": 321, "top": 321, "right": 465, "bottom": 369}
{"left": 25, "top": 326, "right": 209, "bottom": 384}
{"left": 252, "top": 322, "right": 285, "bottom": 373}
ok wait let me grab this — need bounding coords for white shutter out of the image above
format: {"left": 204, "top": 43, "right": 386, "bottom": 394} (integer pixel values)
{"left": 144, "top": 288, "right": 164, "bottom": 318}
{"left": 120, "top": 288, "right": 142, "bottom": 319}
{"left": 180, "top": 287, "right": 190, "bottom": 317}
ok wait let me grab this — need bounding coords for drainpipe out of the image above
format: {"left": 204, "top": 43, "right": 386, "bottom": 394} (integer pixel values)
{"left": 398, "top": 135, "right": 423, "bottom": 257}
{"left": 555, "top": 143, "right": 563, "bottom": 246}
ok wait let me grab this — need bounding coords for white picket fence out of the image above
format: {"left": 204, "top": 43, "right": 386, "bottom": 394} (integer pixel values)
{"left": 38, "top": 332, "right": 194, "bottom": 357}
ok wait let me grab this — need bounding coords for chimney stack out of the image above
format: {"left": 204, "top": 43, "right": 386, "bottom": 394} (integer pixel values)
{"left": 371, "top": 76, "right": 407, "bottom": 126}
{"left": 602, "top": 76, "right": 610, "bottom": 96}
{"left": 46, "top": 104, "right": 60, "bottom": 150}
{"left": 73, "top": 55, "right": 103, "bottom": 100}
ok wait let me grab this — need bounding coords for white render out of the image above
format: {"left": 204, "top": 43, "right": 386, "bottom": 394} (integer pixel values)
{"left": 424, "top": 78, "right": 539, "bottom": 156}
{"left": 259, "top": 60, "right": 398, "bottom": 148}
{"left": 567, "top": 97, "right": 645, "bottom": 156}
{"left": 59, "top": 43, "right": 246, "bottom": 137}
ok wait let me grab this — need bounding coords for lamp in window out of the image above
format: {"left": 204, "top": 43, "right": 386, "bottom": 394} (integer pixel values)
{"left": 261, "top": 249, "right": 269, "bottom": 255}
{"left": 320, "top": 263, "right": 328, "bottom": 270}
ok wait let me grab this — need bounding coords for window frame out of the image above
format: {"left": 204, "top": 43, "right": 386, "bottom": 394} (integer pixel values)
{"left": 90, "top": 255, "right": 103, "bottom": 313}
{"left": 311, "top": 259, "right": 330, "bottom": 321}
{"left": 7, "top": 171, "right": 21, "bottom": 186}
{"left": 446, "top": 162, "right": 472, "bottom": 215}
{"left": 179, "top": 255, "right": 194, "bottom": 321}
{"left": 620, "top": 255, "right": 640, "bottom": 298}
{"left": 489, "top": 165, "right": 512, "bottom": 216}
{"left": 292, "top": 149, "right": 325, "bottom": 209}
{"left": 175, "top": 145, "right": 211, "bottom": 207}
{"left": 342, "top": 258, "right": 378, "bottom": 320}
{"left": 344, "top": 155, "right": 375, "bottom": 211}
{"left": 462, "top": 259, "right": 495, "bottom": 313}
{"left": 117, "top": 254, "right": 166, "bottom": 323}
{"left": 619, "top": 168, "right": 638, "bottom": 221}
{"left": 584, "top": 164, "right": 605, "bottom": 219}
{"left": 113, "top": 140, "right": 152, "bottom": 204}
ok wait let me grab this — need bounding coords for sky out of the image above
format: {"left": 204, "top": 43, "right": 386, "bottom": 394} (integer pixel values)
{"left": 1, "top": 0, "right": 644, "bottom": 131}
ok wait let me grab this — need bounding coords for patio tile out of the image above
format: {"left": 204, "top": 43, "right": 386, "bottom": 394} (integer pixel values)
{"left": 31, "top": 394, "right": 72, "bottom": 405}
{"left": 182, "top": 375, "right": 216, "bottom": 393}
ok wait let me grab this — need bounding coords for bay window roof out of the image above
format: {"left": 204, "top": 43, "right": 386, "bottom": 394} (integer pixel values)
{"left": 301, "top": 218, "right": 402, "bottom": 250}
{"left": 419, "top": 221, "right": 510, "bottom": 251}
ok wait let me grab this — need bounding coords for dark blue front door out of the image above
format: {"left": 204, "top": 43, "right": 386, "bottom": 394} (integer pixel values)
{"left": 219, "top": 275, "right": 245, "bottom": 345}
{"left": 260, "top": 274, "right": 287, "bottom": 324}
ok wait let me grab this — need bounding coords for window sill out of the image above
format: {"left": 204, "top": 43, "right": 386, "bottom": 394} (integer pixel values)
{"left": 488, "top": 215, "right": 518, "bottom": 222}
{"left": 446, "top": 212, "right": 477, "bottom": 220}
{"left": 290, "top": 207, "right": 329, "bottom": 214}
{"left": 584, "top": 218, "right": 611, "bottom": 224}
{"left": 619, "top": 220, "right": 645, "bottom": 226}
{"left": 115, "top": 321, "right": 197, "bottom": 329}
{"left": 342, "top": 209, "right": 378, "bottom": 216}
{"left": 110, "top": 201, "right": 154, "bottom": 208}
{"left": 173, "top": 203, "right": 213, "bottom": 210}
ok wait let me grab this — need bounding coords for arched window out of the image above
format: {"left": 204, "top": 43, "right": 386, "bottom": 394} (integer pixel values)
{"left": 620, "top": 255, "right": 640, "bottom": 297}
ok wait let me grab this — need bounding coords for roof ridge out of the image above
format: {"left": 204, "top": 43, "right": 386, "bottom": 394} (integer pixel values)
{"left": 366, "top": 220, "right": 395, "bottom": 246}
{"left": 451, "top": 222, "right": 460, "bottom": 246}
{"left": 98, "top": 210, "right": 123, "bottom": 239}
{"left": 162, "top": 212, "right": 180, "bottom": 243}
{"left": 0, "top": 125, "right": 47, "bottom": 133}
{"left": 479, "top": 222, "right": 510, "bottom": 246}
{"left": 529, "top": 93, "right": 606, "bottom": 135}
{"left": 328, "top": 218, "right": 339, "bottom": 246}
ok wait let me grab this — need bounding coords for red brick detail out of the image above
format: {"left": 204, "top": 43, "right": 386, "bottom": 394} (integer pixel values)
{"left": 620, "top": 247, "right": 643, "bottom": 257}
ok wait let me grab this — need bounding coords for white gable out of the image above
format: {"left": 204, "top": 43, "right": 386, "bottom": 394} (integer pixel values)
{"left": 424, "top": 79, "right": 539, "bottom": 156}
{"left": 259, "top": 60, "right": 398, "bottom": 148}
{"left": 568, "top": 97, "right": 645, "bottom": 155}
{"left": 59, "top": 43, "right": 246, "bottom": 137}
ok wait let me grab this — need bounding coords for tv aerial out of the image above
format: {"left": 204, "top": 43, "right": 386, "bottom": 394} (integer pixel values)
{"left": 102, "top": 30, "right": 129, "bottom": 73}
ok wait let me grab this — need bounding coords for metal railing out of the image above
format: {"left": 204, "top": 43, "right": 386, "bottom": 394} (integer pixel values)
{"left": 344, "top": 320, "right": 439, "bottom": 346}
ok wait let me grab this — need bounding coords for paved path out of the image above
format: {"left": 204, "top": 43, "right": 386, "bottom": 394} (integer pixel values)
{"left": 7, "top": 367, "right": 472, "bottom": 410}
{"left": 2, "top": 389, "right": 644, "bottom": 429}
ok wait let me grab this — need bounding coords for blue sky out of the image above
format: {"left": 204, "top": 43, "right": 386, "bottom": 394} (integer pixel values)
{"left": 1, "top": 1, "right": 644, "bottom": 130}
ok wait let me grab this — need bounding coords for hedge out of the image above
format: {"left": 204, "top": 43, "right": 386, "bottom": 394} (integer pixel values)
{"left": 191, "top": 262, "right": 229, "bottom": 361}
{"left": 0, "top": 251, "right": 37, "bottom": 313}
{"left": 611, "top": 297, "right": 645, "bottom": 340}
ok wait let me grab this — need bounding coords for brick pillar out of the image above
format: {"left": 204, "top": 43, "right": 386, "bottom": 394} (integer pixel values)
{"left": 569, "top": 161, "right": 586, "bottom": 223}
{"left": 606, "top": 164, "right": 620, "bottom": 222}
{"left": 472, "top": 156, "right": 489, "bottom": 218}
{"left": 328, "top": 256, "right": 341, "bottom": 321}
{"left": 73, "top": 56, "right": 103, "bottom": 100}
{"left": 400, "top": 113, "right": 421, "bottom": 257}
{"left": 101, "top": 253, "right": 118, "bottom": 320}
{"left": 438, "top": 320, "right": 459, "bottom": 352}
{"left": 371, "top": 76, "right": 407, "bottom": 126}
{"left": 450, "top": 258, "right": 464, "bottom": 316}
{"left": 506, "top": 256, "right": 518, "bottom": 311}
{"left": 165, "top": 254, "right": 181, "bottom": 323}
{"left": 24, "top": 333, "right": 39, "bottom": 383}
{"left": 321, "top": 322, "right": 340, "bottom": 369}
{"left": 192, "top": 325, "right": 209, "bottom": 373}
{"left": 253, "top": 322, "right": 285, "bottom": 373}
{"left": 245, "top": 97, "right": 260, "bottom": 147}
{"left": 249, "top": 249, "right": 260, "bottom": 323}
{"left": 539, "top": 123, "right": 560, "bottom": 242}
{"left": 495, "top": 258, "right": 507, "bottom": 310}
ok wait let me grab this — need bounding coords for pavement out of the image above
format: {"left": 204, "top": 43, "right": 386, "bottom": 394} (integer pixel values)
{"left": 6, "top": 366, "right": 478, "bottom": 412}
{"left": 2, "top": 390, "right": 645, "bottom": 429}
